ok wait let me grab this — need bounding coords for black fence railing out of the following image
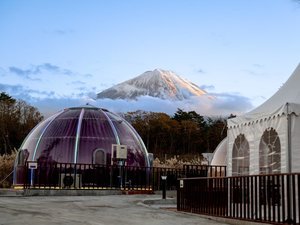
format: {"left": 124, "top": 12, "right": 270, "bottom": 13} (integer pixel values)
{"left": 22, "top": 162, "right": 226, "bottom": 191}
{"left": 178, "top": 173, "right": 300, "bottom": 224}
{"left": 183, "top": 165, "right": 227, "bottom": 178}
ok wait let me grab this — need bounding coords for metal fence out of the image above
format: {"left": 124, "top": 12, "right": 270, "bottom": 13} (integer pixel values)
{"left": 178, "top": 173, "right": 300, "bottom": 224}
{"left": 22, "top": 162, "right": 226, "bottom": 191}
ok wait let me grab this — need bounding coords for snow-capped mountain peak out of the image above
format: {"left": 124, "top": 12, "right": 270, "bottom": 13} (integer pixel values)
{"left": 97, "top": 69, "right": 207, "bottom": 101}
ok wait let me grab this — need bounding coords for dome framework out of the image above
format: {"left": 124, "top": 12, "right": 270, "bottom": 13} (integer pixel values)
{"left": 14, "top": 105, "right": 150, "bottom": 185}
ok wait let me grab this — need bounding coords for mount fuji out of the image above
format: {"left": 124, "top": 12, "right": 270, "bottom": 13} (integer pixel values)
{"left": 97, "top": 69, "right": 207, "bottom": 101}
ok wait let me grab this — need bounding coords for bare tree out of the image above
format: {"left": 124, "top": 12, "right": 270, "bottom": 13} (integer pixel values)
{"left": 0, "top": 92, "right": 43, "bottom": 155}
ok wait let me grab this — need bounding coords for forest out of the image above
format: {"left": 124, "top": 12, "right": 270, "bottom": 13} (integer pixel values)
{"left": 124, "top": 109, "right": 227, "bottom": 158}
{"left": 0, "top": 92, "right": 228, "bottom": 157}
{"left": 0, "top": 92, "right": 43, "bottom": 155}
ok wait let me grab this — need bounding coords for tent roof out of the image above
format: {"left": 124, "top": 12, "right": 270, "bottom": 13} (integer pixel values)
{"left": 228, "top": 63, "right": 300, "bottom": 127}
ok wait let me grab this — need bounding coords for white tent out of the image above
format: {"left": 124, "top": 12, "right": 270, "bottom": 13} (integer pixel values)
{"left": 224, "top": 64, "right": 300, "bottom": 176}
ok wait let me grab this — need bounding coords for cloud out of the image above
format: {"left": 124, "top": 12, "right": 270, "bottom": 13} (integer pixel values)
{"left": 0, "top": 67, "right": 5, "bottom": 76}
{"left": 0, "top": 83, "right": 93, "bottom": 117}
{"left": 41, "top": 63, "right": 60, "bottom": 72}
{"left": 243, "top": 69, "right": 261, "bottom": 76}
{"left": 0, "top": 83, "right": 26, "bottom": 95}
{"left": 210, "top": 93, "right": 253, "bottom": 114}
{"left": 30, "top": 93, "right": 253, "bottom": 118}
{"left": 0, "top": 81, "right": 253, "bottom": 118}
{"left": 34, "top": 93, "right": 253, "bottom": 118}
{"left": 0, "top": 83, "right": 57, "bottom": 100}
{"left": 9, "top": 67, "right": 37, "bottom": 80}
{"left": 68, "top": 83, "right": 98, "bottom": 98}
{"left": 33, "top": 97, "right": 91, "bottom": 117}
{"left": 200, "top": 85, "right": 215, "bottom": 91}
{"left": 243, "top": 64, "right": 265, "bottom": 76}
{"left": 253, "top": 64, "right": 264, "bottom": 68}
{"left": 292, "top": 0, "right": 300, "bottom": 6}
{"left": 1, "top": 73, "right": 96, "bottom": 104}
{"left": 69, "top": 81, "right": 86, "bottom": 86}
{"left": 83, "top": 73, "right": 93, "bottom": 78}
{"left": 94, "top": 93, "right": 253, "bottom": 117}
{"left": 7, "top": 63, "right": 94, "bottom": 98}
{"left": 53, "top": 29, "right": 74, "bottom": 35}
{"left": 9, "top": 63, "right": 73, "bottom": 80}
{"left": 197, "top": 69, "right": 206, "bottom": 74}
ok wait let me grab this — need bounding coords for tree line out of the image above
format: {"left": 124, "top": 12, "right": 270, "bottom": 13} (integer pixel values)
{"left": 124, "top": 109, "right": 227, "bottom": 157}
{"left": 0, "top": 92, "right": 228, "bottom": 158}
{"left": 0, "top": 92, "right": 43, "bottom": 155}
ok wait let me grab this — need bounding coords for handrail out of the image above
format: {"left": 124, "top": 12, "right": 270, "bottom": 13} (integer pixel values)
{"left": 20, "top": 161, "right": 226, "bottom": 191}
{"left": 0, "top": 170, "right": 14, "bottom": 185}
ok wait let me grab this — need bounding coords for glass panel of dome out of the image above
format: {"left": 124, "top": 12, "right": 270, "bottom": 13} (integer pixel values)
{"left": 106, "top": 112, "right": 148, "bottom": 167}
{"left": 80, "top": 109, "right": 115, "bottom": 138}
{"left": 33, "top": 110, "right": 80, "bottom": 163}
{"left": 76, "top": 109, "right": 116, "bottom": 164}
{"left": 20, "top": 113, "right": 59, "bottom": 160}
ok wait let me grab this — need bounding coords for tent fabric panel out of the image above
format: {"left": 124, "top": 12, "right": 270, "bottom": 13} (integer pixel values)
{"left": 259, "top": 128, "right": 281, "bottom": 174}
{"left": 227, "top": 114, "right": 287, "bottom": 176}
{"left": 228, "top": 103, "right": 300, "bottom": 130}
{"left": 231, "top": 134, "right": 249, "bottom": 176}
{"left": 291, "top": 114, "right": 300, "bottom": 172}
{"left": 228, "top": 104, "right": 287, "bottom": 128}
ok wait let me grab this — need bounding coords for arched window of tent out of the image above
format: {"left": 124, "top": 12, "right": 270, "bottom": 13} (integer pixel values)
{"left": 93, "top": 149, "right": 106, "bottom": 165}
{"left": 259, "top": 128, "right": 281, "bottom": 174}
{"left": 232, "top": 134, "right": 249, "bottom": 176}
{"left": 17, "top": 149, "right": 29, "bottom": 166}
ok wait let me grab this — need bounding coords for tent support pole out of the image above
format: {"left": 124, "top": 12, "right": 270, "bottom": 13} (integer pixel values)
{"left": 287, "top": 103, "right": 292, "bottom": 173}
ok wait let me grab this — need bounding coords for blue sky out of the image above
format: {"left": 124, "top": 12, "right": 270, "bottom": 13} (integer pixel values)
{"left": 0, "top": 0, "right": 300, "bottom": 117}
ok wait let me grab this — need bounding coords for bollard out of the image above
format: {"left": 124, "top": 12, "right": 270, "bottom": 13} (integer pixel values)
{"left": 161, "top": 175, "right": 167, "bottom": 199}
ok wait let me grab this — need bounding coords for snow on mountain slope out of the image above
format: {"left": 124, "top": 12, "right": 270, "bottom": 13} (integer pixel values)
{"left": 97, "top": 69, "right": 207, "bottom": 101}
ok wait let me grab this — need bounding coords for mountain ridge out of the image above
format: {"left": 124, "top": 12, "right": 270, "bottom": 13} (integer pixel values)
{"left": 97, "top": 69, "right": 207, "bottom": 101}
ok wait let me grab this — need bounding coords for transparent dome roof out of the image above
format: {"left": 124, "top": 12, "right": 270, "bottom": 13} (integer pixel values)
{"left": 19, "top": 105, "right": 150, "bottom": 167}
{"left": 211, "top": 137, "right": 227, "bottom": 166}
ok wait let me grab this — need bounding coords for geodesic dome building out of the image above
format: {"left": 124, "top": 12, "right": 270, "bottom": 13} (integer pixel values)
{"left": 13, "top": 105, "right": 150, "bottom": 185}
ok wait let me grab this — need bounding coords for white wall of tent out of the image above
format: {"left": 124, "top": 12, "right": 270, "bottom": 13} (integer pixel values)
{"left": 211, "top": 64, "right": 300, "bottom": 176}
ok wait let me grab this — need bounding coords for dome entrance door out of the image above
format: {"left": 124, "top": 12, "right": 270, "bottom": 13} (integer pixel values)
{"left": 93, "top": 149, "right": 106, "bottom": 165}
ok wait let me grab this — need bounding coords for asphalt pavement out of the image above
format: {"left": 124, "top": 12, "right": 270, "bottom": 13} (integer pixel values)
{"left": 0, "top": 194, "right": 229, "bottom": 225}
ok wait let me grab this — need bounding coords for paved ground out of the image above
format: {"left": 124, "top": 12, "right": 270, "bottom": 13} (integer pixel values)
{"left": 0, "top": 194, "right": 229, "bottom": 225}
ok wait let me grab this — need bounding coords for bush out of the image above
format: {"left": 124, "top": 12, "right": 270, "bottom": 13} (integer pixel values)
{"left": 153, "top": 155, "right": 203, "bottom": 168}
{"left": 0, "top": 150, "right": 17, "bottom": 188}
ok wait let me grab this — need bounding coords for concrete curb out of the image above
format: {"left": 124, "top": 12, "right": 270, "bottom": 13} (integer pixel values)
{"left": 143, "top": 198, "right": 176, "bottom": 205}
{"left": 0, "top": 189, "right": 24, "bottom": 197}
{"left": 176, "top": 210, "right": 272, "bottom": 225}
{"left": 140, "top": 197, "right": 177, "bottom": 210}
{"left": 23, "top": 189, "right": 122, "bottom": 196}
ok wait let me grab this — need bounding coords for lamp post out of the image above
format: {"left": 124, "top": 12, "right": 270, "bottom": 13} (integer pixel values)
{"left": 161, "top": 175, "right": 167, "bottom": 199}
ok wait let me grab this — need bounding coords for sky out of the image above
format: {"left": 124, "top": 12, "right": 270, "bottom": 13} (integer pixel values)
{"left": 0, "top": 0, "right": 300, "bottom": 117}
